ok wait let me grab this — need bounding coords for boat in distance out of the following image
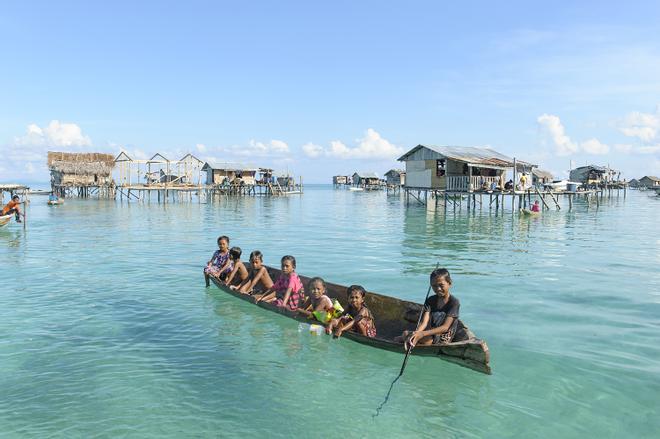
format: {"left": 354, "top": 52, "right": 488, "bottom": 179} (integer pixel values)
{"left": 209, "top": 265, "right": 491, "bottom": 374}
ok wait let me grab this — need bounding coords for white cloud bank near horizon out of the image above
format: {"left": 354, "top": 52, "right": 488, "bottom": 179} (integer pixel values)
{"left": 3, "top": 114, "right": 660, "bottom": 183}
{"left": 302, "top": 128, "right": 404, "bottom": 160}
{"left": 537, "top": 114, "right": 610, "bottom": 156}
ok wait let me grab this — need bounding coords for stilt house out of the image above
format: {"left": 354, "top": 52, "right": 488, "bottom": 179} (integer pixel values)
{"left": 638, "top": 176, "right": 660, "bottom": 188}
{"left": 202, "top": 162, "right": 257, "bottom": 185}
{"left": 569, "top": 165, "right": 618, "bottom": 185}
{"left": 352, "top": 172, "right": 381, "bottom": 188}
{"left": 532, "top": 169, "right": 553, "bottom": 187}
{"left": 333, "top": 175, "right": 349, "bottom": 185}
{"left": 397, "top": 145, "right": 535, "bottom": 191}
{"left": 48, "top": 151, "right": 115, "bottom": 195}
{"left": 385, "top": 169, "right": 406, "bottom": 186}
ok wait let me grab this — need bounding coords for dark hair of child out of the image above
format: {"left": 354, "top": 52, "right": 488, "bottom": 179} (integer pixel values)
{"left": 308, "top": 277, "right": 326, "bottom": 290}
{"left": 229, "top": 247, "right": 242, "bottom": 260}
{"left": 430, "top": 268, "right": 452, "bottom": 284}
{"left": 281, "top": 255, "right": 296, "bottom": 269}
{"left": 217, "top": 235, "right": 229, "bottom": 245}
{"left": 347, "top": 284, "right": 366, "bottom": 297}
{"left": 250, "top": 250, "right": 263, "bottom": 262}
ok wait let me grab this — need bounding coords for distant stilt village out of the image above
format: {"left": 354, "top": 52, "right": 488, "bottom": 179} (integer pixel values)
{"left": 1, "top": 145, "right": 659, "bottom": 219}
{"left": 331, "top": 144, "right": 658, "bottom": 212}
{"left": 44, "top": 151, "right": 303, "bottom": 203}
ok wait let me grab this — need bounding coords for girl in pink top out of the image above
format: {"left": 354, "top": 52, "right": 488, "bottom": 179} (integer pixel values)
{"left": 255, "top": 255, "right": 304, "bottom": 311}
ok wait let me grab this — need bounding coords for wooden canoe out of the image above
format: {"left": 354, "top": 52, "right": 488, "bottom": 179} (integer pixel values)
{"left": 0, "top": 214, "right": 12, "bottom": 227}
{"left": 209, "top": 266, "right": 491, "bottom": 374}
{"left": 48, "top": 199, "right": 64, "bottom": 205}
{"left": 521, "top": 208, "right": 540, "bottom": 216}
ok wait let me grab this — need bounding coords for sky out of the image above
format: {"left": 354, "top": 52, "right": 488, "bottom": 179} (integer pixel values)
{"left": 1, "top": 0, "right": 660, "bottom": 183}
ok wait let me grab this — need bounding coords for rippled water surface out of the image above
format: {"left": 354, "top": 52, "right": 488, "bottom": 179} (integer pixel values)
{"left": 1, "top": 187, "right": 658, "bottom": 438}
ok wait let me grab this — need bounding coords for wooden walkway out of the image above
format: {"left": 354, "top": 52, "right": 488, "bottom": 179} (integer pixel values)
{"left": 403, "top": 185, "right": 627, "bottom": 212}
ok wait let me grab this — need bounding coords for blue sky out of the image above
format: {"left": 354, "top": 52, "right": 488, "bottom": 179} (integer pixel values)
{"left": 2, "top": 0, "right": 660, "bottom": 183}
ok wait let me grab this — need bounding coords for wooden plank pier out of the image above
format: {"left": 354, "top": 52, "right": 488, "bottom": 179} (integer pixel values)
{"left": 403, "top": 184, "right": 626, "bottom": 213}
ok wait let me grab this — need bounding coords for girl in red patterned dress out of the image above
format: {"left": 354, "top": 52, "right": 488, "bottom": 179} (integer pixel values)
{"left": 255, "top": 255, "right": 304, "bottom": 311}
{"left": 326, "top": 285, "right": 376, "bottom": 338}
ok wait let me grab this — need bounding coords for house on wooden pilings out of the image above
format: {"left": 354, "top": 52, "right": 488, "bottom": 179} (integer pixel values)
{"left": 532, "top": 169, "right": 553, "bottom": 187}
{"left": 332, "top": 175, "right": 351, "bottom": 185}
{"left": 569, "top": 165, "right": 619, "bottom": 186}
{"left": 202, "top": 162, "right": 258, "bottom": 186}
{"left": 352, "top": 171, "right": 382, "bottom": 189}
{"left": 258, "top": 168, "right": 275, "bottom": 184}
{"left": 385, "top": 169, "right": 406, "bottom": 186}
{"left": 48, "top": 151, "right": 116, "bottom": 197}
{"left": 638, "top": 176, "right": 660, "bottom": 188}
{"left": 397, "top": 145, "right": 536, "bottom": 192}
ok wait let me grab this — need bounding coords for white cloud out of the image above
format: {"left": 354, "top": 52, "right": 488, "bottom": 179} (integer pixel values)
{"left": 269, "top": 140, "right": 289, "bottom": 153}
{"left": 581, "top": 138, "right": 609, "bottom": 155}
{"left": 537, "top": 114, "right": 579, "bottom": 156}
{"left": 538, "top": 114, "right": 612, "bottom": 156}
{"left": 302, "top": 142, "right": 324, "bottom": 158}
{"left": 302, "top": 129, "right": 404, "bottom": 160}
{"left": 1, "top": 120, "right": 95, "bottom": 180}
{"left": 14, "top": 120, "right": 92, "bottom": 148}
{"left": 637, "top": 145, "right": 660, "bottom": 154}
{"left": 619, "top": 107, "right": 660, "bottom": 142}
{"left": 217, "top": 139, "right": 290, "bottom": 157}
{"left": 614, "top": 143, "right": 633, "bottom": 154}
{"left": 196, "top": 143, "right": 207, "bottom": 153}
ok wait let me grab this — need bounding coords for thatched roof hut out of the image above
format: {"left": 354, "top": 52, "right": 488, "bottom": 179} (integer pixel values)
{"left": 48, "top": 151, "right": 115, "bottom": 176}
{"left": 48, "top": 151, "right": 115, "bottom": 189}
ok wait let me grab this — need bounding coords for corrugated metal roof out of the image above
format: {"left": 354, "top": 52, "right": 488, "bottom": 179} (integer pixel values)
{"left": 202, "top": 162, "right": 257, "bottom": 171}
{"left": 385, "top": 169, "right": 405, "bottom": 176}
{"left": 532, "top": 168, "right": 553, "bottom": 179}
{"left": 572, "top": 164, "right": 612, "bottom": 172}
{"left": 398, "top": 145, "right": 536, "bottom": 168}
{"left": 641, "top": 175, "right": 660, "bottom": 181}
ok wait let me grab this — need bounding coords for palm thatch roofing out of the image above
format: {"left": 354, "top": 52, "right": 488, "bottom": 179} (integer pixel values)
{"left": 353, "top": 171, "right": 380, "bottom": 179}
{"left": 48, "top": 151, "right": 115, "bottom": 176}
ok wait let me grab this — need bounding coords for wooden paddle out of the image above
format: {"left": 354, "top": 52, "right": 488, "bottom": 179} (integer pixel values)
{"left": 373, "top": 262, "right": 439, "bottom": 418}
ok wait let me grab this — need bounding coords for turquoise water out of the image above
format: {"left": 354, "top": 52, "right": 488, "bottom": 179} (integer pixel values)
{"left": 1, "top": 187, "right": 658, "bottom": 438}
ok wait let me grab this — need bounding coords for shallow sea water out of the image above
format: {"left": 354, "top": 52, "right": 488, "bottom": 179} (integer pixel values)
{"left": 0, "top": 186, "right": 658, "bottom": 438}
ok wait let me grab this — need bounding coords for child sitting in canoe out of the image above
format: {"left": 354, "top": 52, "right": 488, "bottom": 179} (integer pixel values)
{"left": 531, "top": 200, "right": 541, "bottom": 212}
{"left": 224, "top": 246, "right": 249, "bottom": 287}
{"left": 204, "top": 236, "right": 233, "bottom": 287}
{"left": 297, "top": 277, "right": 340, "bottom": 322}
{"left": 254, "top": 255, "right": 304, "bottom": 311}
{"left": 397, "top": 268, "right": 459, "bottom": 348}
{"left": 233, "top": 250, "right": 274, "bottom": 294}
{"left": 326, "top": 285, "right": 376, "bottom": 338}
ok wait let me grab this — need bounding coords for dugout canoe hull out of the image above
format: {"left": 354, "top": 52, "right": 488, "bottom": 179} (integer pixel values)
{"left": 0, "top": 214, "right": 12, "bottom": 227}
{"left": 209, "top": 266, "right": 491, "bottom": 375}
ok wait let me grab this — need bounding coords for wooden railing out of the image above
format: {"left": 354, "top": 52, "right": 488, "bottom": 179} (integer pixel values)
{"left": 446, "top": 176, "right": 469, "bottom": 191}
{"left": 446, "top": 176, "right": 500, "bottom": 191}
